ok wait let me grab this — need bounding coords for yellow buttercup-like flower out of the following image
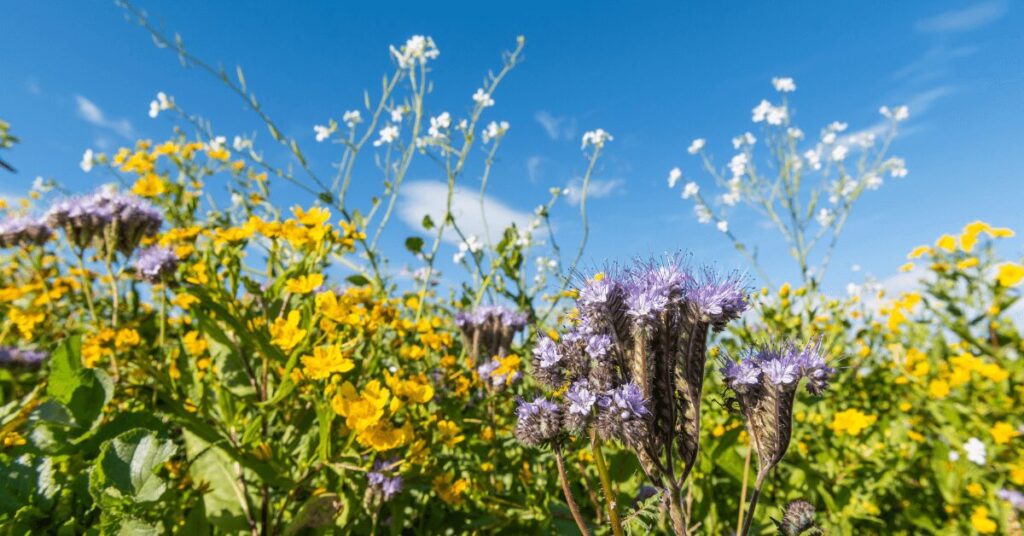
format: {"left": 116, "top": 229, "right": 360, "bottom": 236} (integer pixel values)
{"left": 300, "top": 344, "right": 354, "bottom": 380}
{"left": 270, "top": 311, "right": 307, "bottom": 352}
{"left": 829, "top": 409, "right": 877, "bottom": 437}
{"left": 131, "top": 173, "right": 166, "bottom": 197}
{"left": 970, "top": 506, "right": 997, "bottom": 534}
{"left": 990, "top": 422, "right": 1019, "bottom": 445}
{"left": 285, "top": 273, "right": 324, "bottom": 294}
{"left": 995, "top": 262, "right": 1024, "bottom": 287}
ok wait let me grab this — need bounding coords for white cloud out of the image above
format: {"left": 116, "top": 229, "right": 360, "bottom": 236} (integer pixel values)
{"left": 74, "top": 95, "right": 134, "bottom": 139}
{"left": 534, "top": 111, "right": 577, "bottom": 141}
{"left": 563, "top": 177, "right": 624, "bottom": 206}
{"left": 893, "top": 44, "right": 979, "bottom": 82}
{"left": 915, "top": 1, "right": 1007, "bottom": 33}
{"left": 526, "top": 156, "right": 544, "bottom": 183}
{"left": 397, "top": 180, "right": 533, "bottom": 244}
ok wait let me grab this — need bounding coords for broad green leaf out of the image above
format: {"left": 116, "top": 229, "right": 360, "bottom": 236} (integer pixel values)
{"left": 91, "top": 429, "right": 176, "bottom": 504}
{"left": 182, "top": 430, "right": 249, "bottom": 533}
{"left": 45, "top": 336, "right": 113, "bottom": 432}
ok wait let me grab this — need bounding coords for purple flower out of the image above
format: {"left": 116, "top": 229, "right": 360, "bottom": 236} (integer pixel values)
{"left": 0, "top": 216, "right": 51, "bottom": 248}
{"left": 686, "top": 268, "right": 748, "bottom": 329}
{"left": 367, "top": 459, "right": 403, "bottom": 502}
{"left": 515, "top": 396, "right": 562, "bottom": 447}
{"left": 585, "top": 333, "right": 613, "bottom": 359}
{"left": 477, "top": 359, "right": 499, "bottom": 380}
{"left": 610, "top": 383, "right": 648, "bottom": 418}
{"left": 565, "top": 380, "right": 597, "bottom": 415}
{"left": 998, "top": 488, "right": 1024, "bottom": 510}
{"left": 534, "top": 337, "right": 561, "bottom": 368}
{"left": 763, "top": 359, "right": 799, "bottom": 385}
{"left": 578, "top": 276, "right": 615, "bottom": 309}
{"left": 0, "top": 347, "right": 48, "bottom": 369}
{"left": 722, "top": 359, "right": 760, "bottom": 387}
{"left": 623, "top": 282, "right": 669, "bottom": 321}
{"left": 45, "top": 187, "right": 162, "bottom": 254}
{"left": 134, "top": 246, "right": 179, "bottom": 283}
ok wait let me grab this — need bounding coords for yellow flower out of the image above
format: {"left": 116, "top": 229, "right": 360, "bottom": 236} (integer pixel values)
{"left": 935, "top": 234, "right": 956, "bottom": 252}
{"left": 778, "top": 282, "right": 791, "bottom": 297}
{"left": 907, "top": 245, "right": 931, "bottom": 259}
{"left": 292, "top": 206, "right": 331, "bottom": 227}
{"left": 990, "top": 422, "right": 1019, "bottom": 445}
{"left": 285, "top": 273, "right": 324, "bottom": 294}
{"left": 898, "top": 262, "right": 915, "bottom": 273}
{"left": 300, "top": 345, "right": 354, "bottom": 380}
{"left": 331, "top": 381, "right": 389, "bottom": 431}
{"left": 270, "top": 311, "right": 307, "bottom": 352}
{"left": 989, "top": 226, "right": 1015, "bottom": 238}
{"left": 995, "top": 262, "right": 1024, "bottom": 287}
{"left": 928, "top": 379, "right": 950, "bottom": 399}
{"left": 356, "top": 422, "right": 412, "bottom": 452}
{"left": 114, "top": 329, "right": 141, "bottom": 350}
{"left": 131, "top": 173, "right": 166, "bottom": 197}
{"left": 172, "top": 293, "right": 199, "bottom": 310}
{"left": 9, "top": 309, "right": 44, "bottom": 339}
{"left": 491, "top": 354, "right": 521, "bottom": 383}
{"left": 1011, "top": 462, "right": 1024, "bottom": 485}
{"left": 978, "top": 363, "right": 1008, "bottom": 382}
{"left": 183, "top": 331, "right": 208, "bottom": 356}
{"left": 956, "top": 257, "right": 979, "bottom": 270}
{"left": 829, "top": 409, "right": 877, "bottom": 437}
{"left": 385, "top": 372, "right": 434, "bottom": 404}
{"left": 970, "top": 506, "right": 997, "bottom": 534}
{"left": 433, "top": 472, "right": 470, "bottom": 505}
{"left": 437, "top": 419, "right": 465, "bottom": 448}
{"left": 966, "top": 483, "right": 983, "bottom": 497}
{"left": 712, "top": 424, "right": 725, "bottom": 437}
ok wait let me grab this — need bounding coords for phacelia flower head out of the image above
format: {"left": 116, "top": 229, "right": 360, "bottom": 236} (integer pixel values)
{"left": 515, "top": 396, "right": 562, "bottom": 447}
{"left": 134, "top": 246, "right": 179, "bottom": 283}
{"left": 366, "top": 459, "right": 403, "bottom": 503}
{"left": 721, "top": 339, "right": 834, "bottom": 480}
{"left": 45, "top": 187, "right": 162, "bottom": 254}
{"left": 777, "top": 499, "right": 821, "bottom": 536}
{"left": 0, "top": 216, "right": 51, "bottom": 248}
{"left": 456, "top": 304, "right": 527, "bottom": 361}
{"left": 596, "top": 382, "right": 650, "bottom": 448}
{"left": 685, "top": 267, "right": 748, "bottom": 330}
{"left": 530, "top": 336, "right": 564, "bottom": 388}
{"left": 0, "top": 347, "right": 48, "bottom": 370}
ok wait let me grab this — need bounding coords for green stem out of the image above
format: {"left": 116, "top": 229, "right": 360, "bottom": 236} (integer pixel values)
{"left": 590, "top": 432, "right": 624, "bottom": 536}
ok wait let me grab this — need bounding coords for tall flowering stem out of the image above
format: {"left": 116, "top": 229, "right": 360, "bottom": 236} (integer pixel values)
{"left": 517, "top": 255, "right": 748, "bottom": 535}
{"left": 721, "top": 339, "right": 834, "bottom": 535}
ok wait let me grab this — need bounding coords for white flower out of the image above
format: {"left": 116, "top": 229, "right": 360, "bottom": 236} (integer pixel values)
{"left": 845, "top": 283, "right": 862, "bottom": 296}
{"left": 964, "top": 437, "right": 987, "bottom": 466}
{"left": 453, "top": 235, "right": 483, "bottom": 263}
{"left": 787, "top": 127, "right": 804, "bottom": 139}
{"left": 948, "top": 450, "right": 960, "bottom": 462}
{"left": 851, "top": 132, "right": 876, "bottom": 148}
{"left": 313, "top": 124, "right": 333, "bottom": 142}
{"left": 148, "top": 91, "right": 173, "bottom": 118}
{"left": 752, "top": 100, "right": 787, "bottom": 125}
{"left": 232, "top": 136, "right": 251, "bottom": 152}
{"left": 880, "top": 105, "right": 910, "bottom": 122}
{"left": 390, "top": 35, "right": 440, "bottom": 69}
{"left": 816, "top": 208, "right": 834, "bottom": 227}
{"left": 804, "top": 149, "right": 822, "bottom": 171}
{"left": 728, "top": 153, "right": 748, "bottom": 178}
{"left": 231, "top": 193, "right": 244, "bottom": 207}
{"left": 864, "top": 173, "right": 883, "bottom": 190}
{"left": 887, "top": 157, "right": 908, "bottom": 178}
{"left": 482, "top": 120, "right": 509, "bottom": 143}
{"left": 581, "top": 129, "right": 613, "bottom": 150}
{"left": 722, "top": 191, "right": 740, "bottom": 206}
{"left": 830, "top": 145, "right": 849, "bottom": 162}
{"left": 472, "top": 88, "right": 495, "bottom": 108}
{"left": 373, "top": 125, "right": 400, "bottom": 147}
{"left": 716, "top": 220, "right": 729, "bottom": 233}
{"left": 694, "top": 204, "right": 713, "bottom": 224}
{"left": 766, "top": 106, "right": 787, "bottom": 125}
{"left": 667, "top": 167, "right": 682, "bottom": 188}
{"left": 822, "top": 132, "right": 837, "bottom": 145}
{"left": 80, "top": 149, "right": 94, "bottom": 173}
{"left": 428, "top": 112, "right": 452, "bottom": 139}
{"left": 343, "top": 110, "right": 362, "bottom": 129}
{"left": 682, "top": 182, "right": 699, "bottom": 200}
{"left": 687, "top": 138, "right": 705, "bottom": 154}
{"left": 828, "top": 121, "right": 848, "bottom": 133}
{"left": 732, "top": 132, "right": 756, "bottom": 149}
{"left": 32, "top": 176, "right": 52, "bottom": 193}
{"left": 390, "top": 107, "right": 405, "bottom": 123}
{"left": 772, "top": 77, "right": 796, "bottom": 92}
{"left": 207, "top": 136, "right": 227, "bottom": 152}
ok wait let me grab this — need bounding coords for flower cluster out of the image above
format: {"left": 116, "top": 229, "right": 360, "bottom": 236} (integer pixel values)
{"left": 45, "top": 187, "right": 162, "bottom": 254}
{"left": 0, "top": 216, "right": 51, "bottom": 248}
{"left": 455, "top": 304, "right": 527, "bottom": 362}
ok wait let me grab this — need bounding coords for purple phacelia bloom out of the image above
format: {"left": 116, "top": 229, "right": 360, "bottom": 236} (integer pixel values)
{"left": 534, "top": 337, "right": 561, "bottom": 368}
{"left": 578, "top": 276, "right": 615, "bottom": 309}
{"left": 0, "top": 347, "right": 48, "bottom": 370}
{"left": 722, "top": 359, "right": 761, "bottom": 386}
{"left": 367, "top": 459, "right": 403, "bottom": 502}
{"left": 763, "top": 359, "right": 799, "bottom": 385}
{"left": 515, "top": 396, "right": 562, "bottom": 447}
{"left": 45, "top": 187, "right": 162, "bottom": 254}
{"left": 134, "top": 246, "right": 179, "bottom": 283}
{"left": 0, "top": 216, "right": 52, "bottom": 248}
{"left": 477, "top": 359, "right": 499, "bottom": 379}
{"left": 624, "top": 282, "right": 669, "bottom": 321}
{"left": 998, "top": 488, "right": 1024, "bottom": 510}
{"left": 609, "top": 383, "right": 648, "bottom": 419}
{"left": 565, "top": 380, "right": 597, "bottom": 415}
{"left": 686, "top": 268, "right": 748, "bottom": 329}
{"left": 585, "top": 333, "right": 613, "bottom": 359}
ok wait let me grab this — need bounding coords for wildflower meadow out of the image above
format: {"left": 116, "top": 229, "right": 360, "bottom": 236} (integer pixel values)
{"left": 2, "top": 2, "right": 1023, "bottom": 534}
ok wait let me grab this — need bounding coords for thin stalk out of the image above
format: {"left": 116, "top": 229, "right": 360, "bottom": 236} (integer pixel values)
{"left": 739, "top": 472, "right": 766, "bottom": 536}
{"left": 736, "top": 446, "right": 752, "bottom": 535}
{"left": 554, "top": 445, "right": 591, "bottom": 536}
{"left": 590, "top": 432, "right": 624, "bottom": 536}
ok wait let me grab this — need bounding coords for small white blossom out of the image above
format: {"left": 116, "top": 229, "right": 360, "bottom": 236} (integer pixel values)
{"left": 948, "top": 450, "right": 960, "bottom": 462}
{"left": 694, "top": 204, "right": 713, "bottom": 224}
{"left": 232, "top": 136, "right": 251, "bottom": 152}
{"left": 373, "top": 125, "right": 400, "bottom": 147}
{"left": 772, "top": 77, "right": 796, "bottom": 92}
{"left": 787, "top": 127, "right": 804, "bottom": 139}
{"left": 148, "top": 91, "right": 173, "bottom": 118}
{"left": 728, "top": 153, "right": 748, "bottom": 178}
{"left": 472, "top": 88, "right": 495, "bottom": 108}
{"left": 850, "top": 132, "right": 876, "bottom": 148}
{"left": 880, "top": 105, "right": 910, "bottom": 122}
{"left": 453, "top": 235, "right": 483, "bottom": 263}
{"left": 682, "top": 181, "right": 699, "bottom": 200}
{"left": 845, "top": 283, "right": 862, "bottom": 296}
{"left": 313, "top": 124, "right": 334, "bottom": 142}
{"left": 732, "top": 132, "right": 756, "bottom": 149}
{"left": 722, "top": 190, "right": 740, "bottom": 206}
{"left": 804, "top": 149, "right": 822, "bottom": 171}
{"left": 343, "top": 110, "right": 362, "bottom": 129}
{"left": 482, "top": 120, "right": 509, "bottom": 143}
{"left": 667, "top": 167, "right": 682, "bottom": 188}
{"left": 830, "top": 145, "right": 849, "bottom": 162}
{"left": 207, "top": 136, "right": 227, "bottom": 152}
{"left": 231, "top": 193, "right": 244, "bottom": 207}
{"left": 816, "top": 208, "right": 834, "bottom": 227}
{"left": 581, "top": 129, "right": 613, "bottom": 150}
{"left": 80, "top": 149, "right": 94, "bottom": 173}
{"left": 887, "top": 157, "right": 908, "bottom": 178}
{"left": 428, "top": 112, "right": 452, "bottom": 139}
{"left": 687, "top": 138, "right": 705, "bottom": 154}
{"left": 822, "top": 131, "right": 837, "bottom": 145}
{"left": 964, "top": 437, "right": 987, "bottom": 466}
{"left": 390, "top": 35, "right": 440, "bottom": 69}
{"left": 716, "top": 220, "right": 729, "bottom": 233}
{"left": 864, "top": 173, "right": 883, "bottom": 190}
{"left": 31, "top": 176, "right": 52, "bottom": 193}
{"left": 390, "top": 107, "right": 405, "bottom": 123}
{"left": 828, "top": 121, "right": 848, "bottom": 133}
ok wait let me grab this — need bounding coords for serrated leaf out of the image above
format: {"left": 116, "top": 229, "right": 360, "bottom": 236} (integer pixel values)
{"left": 92, "top": 429, "right": 176, "bottom": 504}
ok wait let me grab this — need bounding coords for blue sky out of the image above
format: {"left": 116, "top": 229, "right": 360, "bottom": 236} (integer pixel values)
{"left": 2, "top": 1, "right": 1022, "bottom": 294}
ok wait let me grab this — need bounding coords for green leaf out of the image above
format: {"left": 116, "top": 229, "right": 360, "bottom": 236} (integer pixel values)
{"left": 182, "top": 430, "right": 249, "bottom": 533}
{"left": 46, "top": 336, "right": 113, "bottom": 432}
{"left": 91, "top": 429, "right": 176, "bottom": 504}
{"left": 421, "top": 214, "right": 435, "bottom": 230}
{"left": 346, "top": 274, "right": 370, "bottom": 286}
{"left": 404, "top": 236, "right": 424, "bottom": 253}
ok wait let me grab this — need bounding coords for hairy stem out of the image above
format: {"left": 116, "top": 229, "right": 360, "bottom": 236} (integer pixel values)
{"left": 590, "top": 432, "right": 624, "bottom": 536}
{"left": 554, "top": 445, "right": 591, "bottom": 536}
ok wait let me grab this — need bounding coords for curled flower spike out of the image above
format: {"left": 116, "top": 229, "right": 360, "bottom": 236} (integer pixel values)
{"left": 722, "top": 339, "right": 834, "bottom": 536}
{"left": 776, "top": 499, "right": 822, "bottom": 536}
{"left": 0, "top": 216, "right": 51, "bottom": 248}
{"left": 514, "top": 396, "right": 562, "bottom": 447}
{"left": 456, "top": 304, "right": 527, "bottom": 362}
{"left": 45, "top": 187, "right": 162, "bottom": 255}
{"left": 134, "top": 246, "right": 179, "bottom": 283}
{"left": 0, "top": 347, "right": 48, "bottom": 371}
